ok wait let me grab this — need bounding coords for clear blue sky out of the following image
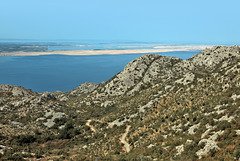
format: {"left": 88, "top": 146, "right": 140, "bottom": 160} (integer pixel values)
{"left": 1, "top": 0, "right": 239, "bottom": 44}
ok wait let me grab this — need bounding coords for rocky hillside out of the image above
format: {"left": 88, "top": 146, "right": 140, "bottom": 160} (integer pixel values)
{"left": 0, "top": 46, "right": 240, "bottom": 160}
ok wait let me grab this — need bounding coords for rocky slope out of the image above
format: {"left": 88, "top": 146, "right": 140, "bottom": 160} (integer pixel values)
{"left": 93, "top": 54, "right": 182, "bottom": 97}
{"left": 0, "top": 45, "right": 240, "bottom": 160}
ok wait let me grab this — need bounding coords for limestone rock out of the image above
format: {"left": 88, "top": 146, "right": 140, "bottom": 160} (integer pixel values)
{"left": 176, "top": 144, "right": 184, "bottom": 156}
{"left": 196, "top": 131, "right": 224, "bottom": 159}
{"left": 95, "top": 54, "right": 182, "bottom": 97}
{"left": 101, "top": 101, "right": 115, "bottom": 108}
{"left": 188, "top": 123, "right": 200, "bottom": 135}
{"left": 0, "top": 84, "right": 34, "bottom": 96}
{"left": 38, "top": 92, "right": 56, "bottom": 104}
{"left": 189, "top": 45, "right": 240, "bottom": 71}
{"left": 70, "top": 82, "right": 98, "bottom": 96}
{"left": 43, "top": 110, "right": 65, "bottom": 128}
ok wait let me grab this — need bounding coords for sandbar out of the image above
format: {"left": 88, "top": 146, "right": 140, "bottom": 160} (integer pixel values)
{"left": 0, "top": 48, "right": 198, "bottom": 56}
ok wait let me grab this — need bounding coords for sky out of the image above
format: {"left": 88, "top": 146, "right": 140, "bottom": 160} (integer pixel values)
{"left": 0, "top": 0, "right": 240, "bottom": 44}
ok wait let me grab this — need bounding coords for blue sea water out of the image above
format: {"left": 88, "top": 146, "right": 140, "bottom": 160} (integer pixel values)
{"left": 0, "top": 51, "right": 200, "bottom": 92}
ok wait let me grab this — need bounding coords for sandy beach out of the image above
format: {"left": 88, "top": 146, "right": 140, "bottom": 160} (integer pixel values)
{"left": 0, "top": 48, "right": 193, "bottom": 56}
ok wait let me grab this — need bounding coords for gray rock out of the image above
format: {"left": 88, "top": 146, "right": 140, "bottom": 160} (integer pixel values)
{"left": 236, "top": 130, "right": 240, "bottom": 135}
{"left": 176, "top": 144, "right": 184, "bottom": 155}
{"left": 188, "top": 123, "right": 200, "bottom": 135}
{"left": 196, "top": 131, "right": 224, "bottom": 159}
{"left": 60, "top": 96, "right": 68, "bottom": 102}
{"left": 70, "top": 82, "right": 98, "bottom": 96}
{"left": 175, "top": 72, "right": 195, "bottom": 85}
{"left": 186, "top": 140, "right": 193, "bottom": 145}
{"left": 217, "top": 115, "right": 235, "bottom": 122}
{"left": 188, "top": 45, "right": 240, "bottom": 71}
{"left": 38, "top": 92, "right": 56, "bottom": 104}
{"left": 43, "top": 111, "right": 65, "bottom": 128}
{"left": 0, "top": 84, "right": 34, "bottom": 96}
{"left": 101, "top": 101, "right": 115, "bottom": 107}
{"left": 231, "top": 94, "right": 240, "bottom": 100}
{"left": 95, "top": 54, "right": 182, "bottom": 97}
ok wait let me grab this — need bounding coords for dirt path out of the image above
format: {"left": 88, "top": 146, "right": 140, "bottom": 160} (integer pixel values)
{"left": 86, "top": 120, "right": 97, "bottom": 133}
{"left": 121, "top": 125, "right": 131, "bottom": 153}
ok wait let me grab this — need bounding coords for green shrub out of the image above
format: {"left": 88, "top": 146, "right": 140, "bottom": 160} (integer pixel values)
{"left": 58, "top": 121, "right": 80, "bottom": 139}
{"left": 15, "top": 134, "right": 36, "bottom": 145}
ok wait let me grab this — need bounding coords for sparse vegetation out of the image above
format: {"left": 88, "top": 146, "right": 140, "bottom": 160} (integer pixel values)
{"left": 0, "top": 46, "right": 240, "bottom": 160}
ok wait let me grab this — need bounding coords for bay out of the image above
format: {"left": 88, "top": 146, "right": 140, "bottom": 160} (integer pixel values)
{"left": 0, "top": 51, "right": 200, "bottom": 92}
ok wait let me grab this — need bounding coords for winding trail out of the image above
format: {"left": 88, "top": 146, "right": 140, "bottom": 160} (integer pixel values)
{"left": 121, "top": 125, "right": 131, "bottom": 153}
{"left": 86, "top": 120, "right": 97, "bottom": 133}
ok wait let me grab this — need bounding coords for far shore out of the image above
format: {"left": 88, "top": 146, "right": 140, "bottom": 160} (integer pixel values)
{"left": 0, "top": 48, "right": 198, "bottom": 56}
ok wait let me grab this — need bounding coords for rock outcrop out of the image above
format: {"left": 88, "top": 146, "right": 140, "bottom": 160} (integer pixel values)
{"left": 0, "top": 84, "right": 34, "bottom": 97}
{"left": 185, "top": 45, "right": 240, "bottom": 71}
{"left": 93, "top": 45, "right": 240, "bottom": 98}
{"left": 70, "top": 82, "right": 98, "bottom": 96}
{"left": 95, "top": 54, "right": 182, "bottom": 97}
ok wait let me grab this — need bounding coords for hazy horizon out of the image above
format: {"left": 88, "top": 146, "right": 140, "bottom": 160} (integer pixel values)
{"left": 0, "top": 39, "right": 238, "bottom": 46}
{"left": 1, "top": 0, "right": 239, "bottom": 44}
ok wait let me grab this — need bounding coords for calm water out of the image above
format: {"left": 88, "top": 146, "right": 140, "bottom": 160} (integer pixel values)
{"left": 0, "top": 51, "right": 200, "bottom": 92}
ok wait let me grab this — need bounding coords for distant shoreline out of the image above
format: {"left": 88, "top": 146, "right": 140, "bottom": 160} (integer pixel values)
{"left": 0, "top": 48, "right": 203, "bottom": 56}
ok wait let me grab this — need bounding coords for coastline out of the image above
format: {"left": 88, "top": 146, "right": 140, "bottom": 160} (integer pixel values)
{"left": 0, "top": 48, "right": 194, "bottom": 56}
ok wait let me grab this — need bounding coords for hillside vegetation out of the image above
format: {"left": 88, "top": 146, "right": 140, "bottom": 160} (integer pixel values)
{"left": 0, "top": 45, "right": 240, "bottom": 160}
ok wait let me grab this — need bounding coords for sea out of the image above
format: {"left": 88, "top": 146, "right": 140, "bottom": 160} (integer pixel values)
{"left": 0, "top": 41, "right": 201, "bottom": 92}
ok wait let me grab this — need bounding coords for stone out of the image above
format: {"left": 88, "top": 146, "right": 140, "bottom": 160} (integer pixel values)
{"left": 188, "top": 123, "right": 200, "bottom": 135}
{"left": 196, "top": 131, "right": 224, "bottom": 158}
{"left": 70, "top": 82, "right": 98, "bottom": 95}
{"left": 176, "top": 144, "right": 184, "bottom": 155}
{"left": 38, "top": 92, "right": 56, "bottom": 104}
{"left": 101, "top": 101, "right": 115, "bottom": 108}
{"left": 0, "top": 84, "right": 34, "bottom": 96}
{"left": 43, "top": 111, "right": 65, "bottom": 128}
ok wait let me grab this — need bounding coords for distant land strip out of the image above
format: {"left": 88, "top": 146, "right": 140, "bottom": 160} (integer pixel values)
{"left": 0, "top": 48, "right": 210, "bottom": 56}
